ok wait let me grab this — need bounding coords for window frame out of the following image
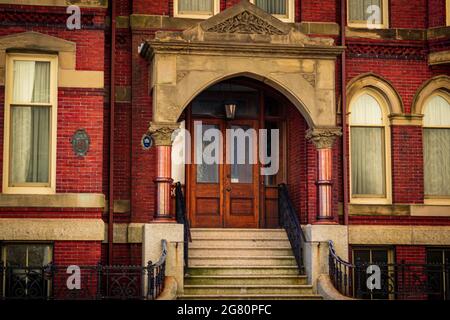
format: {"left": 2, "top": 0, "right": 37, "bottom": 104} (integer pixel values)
{"left": 173, "top": 0, "right": 220, "bottom": 20}
{"left": 422, "top": 91, "right": 450, "bottom": 205}
{"left": 352, "top": 246, "right": 395, "bottom": 300}
{"left": 347, "top": 0, "right": 389, "bottom": 29}
{"left": 3, "top": 53, "right": 58, "bottom": 195}
{"left": 1, "top": 242, "right": 53, "bottom": 298}
{"left": 349, "top": 88, "right": 392, "bottom": 205}
{"left": 249, "top": 0, "right": 295, "bottom": 23}
{"left": 447, "top": 0, "right": 450, "bottom": 26}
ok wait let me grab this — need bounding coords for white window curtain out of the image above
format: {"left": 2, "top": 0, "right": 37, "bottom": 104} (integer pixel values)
{"left": 255, "top": 0, "right": 287, "bottom": 15}
{"left": 350, "top": 93, "right": 386, "bottom": 196}
{"left": 10, "top": 60, "right": 50, "bottom": 185}
{"left": 423, "top": 95, "right": 450, "bottom": 196}
{"left": 348, "top": 0, "right": 382, "bottom": 21}
{"left": 179, "top": 0, "right": 214, "bottom": 13}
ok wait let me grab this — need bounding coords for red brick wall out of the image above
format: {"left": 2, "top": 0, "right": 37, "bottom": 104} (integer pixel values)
{"left": 428, "top": 0, "right": 446, "bottom": 27}
{"left": 390, "top": 0, "right": 428, "bottom": 29}
{"left": 0, "top": 210, "right": 101, "bottom": 218}
{"left": 395, "top": 245, "right": 427, "bottom": 300}
{"left": 57, "top": 89, "right": 104, "bottom": 193}
{"left": 349, "top": 216, "right": 450, "bottom": 225}
{"left": 301, "top": 0, "right": 337, "bottom": 22}
{"left": 53, "top": 241, "right": 102, "bottom": 265}
{"left": 346, "top": 56, "right": 431, "bottom": 114}
{"left": 130, "top": 31, "right": 157, "bottom": 223}
{"left": 134, "top": 0, "right": 169, "bottom": 15}
{"left": 391, "top": 126, "right": 424, "bottom": 204}
{"left": 287, "top": 104, "right": 309, "bottom": 224}
{"left": 102, "top": 243, "right": 142, "bottom": 265}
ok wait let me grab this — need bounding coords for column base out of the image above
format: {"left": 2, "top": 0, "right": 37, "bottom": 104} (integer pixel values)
{"left": 153, "top": 215, "right": 177, "bottom": 223}
{"left": 314, "top": 216, "right": 338, "bottom": 225}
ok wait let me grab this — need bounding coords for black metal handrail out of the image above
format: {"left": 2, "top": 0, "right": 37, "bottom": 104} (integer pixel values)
{"left": 278, "top": 183, "right": 306, "bottom": 274}
{"left": 328, "top": 240, "right": 450, "bottom": 300}
{"left": 147, "top": 239, "right": 167, "bottom": 300}
{"left": 0, "top": 240, "right": 168, "bottom": 300}
{"left": 328, "top": 240, "right": 355, "bottom": 297}
{"left": 175, "top": 182, "right": 191, "bottom": 275}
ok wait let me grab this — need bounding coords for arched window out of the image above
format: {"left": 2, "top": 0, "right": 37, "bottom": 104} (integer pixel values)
{"left": 350, "top": 90, "right": 391, "bottom": 203}
{"left": 423, "top": 93, "right": 450, "bottom": 198}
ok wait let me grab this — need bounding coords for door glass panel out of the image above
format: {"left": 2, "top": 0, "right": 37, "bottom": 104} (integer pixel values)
{"left": 235, "top": 98, "right": 258, "bottom": 119}
{"left": 196, "top": 124, "right": 219, "bottom": 183}
{"left": 192, "top": 100, "right": 225, "bottom": 118}
{"left": 265, "top": 95, "right": 282, "bottom": 117}
{"left": 230, "top": 125, "right": 254, "bottom": 184}
{"left": 264, "top": 121, "right": 279, "bottom": 186}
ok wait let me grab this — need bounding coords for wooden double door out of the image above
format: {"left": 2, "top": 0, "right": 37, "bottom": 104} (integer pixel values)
{"left": 189, "top": 118, "right": 260, "bottom": 228}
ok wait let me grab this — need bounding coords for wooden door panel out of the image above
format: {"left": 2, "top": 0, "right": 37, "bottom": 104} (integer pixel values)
{"left": 196, "top": 198, "right": 220, "bottom": 215}
{"left": 190, "top": 120, "right": 223, "bottom": 228}
{"left": 224, "top": 120, "right": 259, "bottom": 228}
{"left": 230, "top": 198, "right": 254, "bottom": 215}
{"left": 264, "top": 186, "right": 280, "bottom": 228}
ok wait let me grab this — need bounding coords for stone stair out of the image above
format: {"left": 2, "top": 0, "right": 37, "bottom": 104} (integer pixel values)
{"left": 179, "top": 228, "right": 322, "bottom": 300}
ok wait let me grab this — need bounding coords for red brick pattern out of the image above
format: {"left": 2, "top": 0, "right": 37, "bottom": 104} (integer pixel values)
{"left": 391, "top": 126, "right": 424, "bottom": 204}
{"left": 287, "top": 104, "right": 309, "bottom": 224}
{"left": 53, "top": 241, "right": 102, "bottom": 265}
{"left": 395, "top": 245, "right": 427, "bottom": 300}
{"left": 301, "top": 0, "right": 337, "bottom": 22}
{"left": 390, "top": 0, "right": 428, "bottom": 29}
{"left": 428, "top": 0, "right": 446, "bottom": 27}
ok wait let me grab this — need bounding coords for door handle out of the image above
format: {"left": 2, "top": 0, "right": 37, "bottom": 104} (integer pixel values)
{"left": 226, "top": 187, "right": 231, "bottom": 192}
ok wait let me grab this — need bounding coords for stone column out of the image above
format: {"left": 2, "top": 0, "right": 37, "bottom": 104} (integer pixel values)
{"left": 148, "top": 122, "right": 179, "bottom": 223}
{"left": 306, "top": 128, "right": 342, "bottom": 223}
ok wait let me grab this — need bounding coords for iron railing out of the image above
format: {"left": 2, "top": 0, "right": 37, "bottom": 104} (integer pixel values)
{"left": 328, "top": 240, "right": 354, "bottom": 297}
{"left": 0, "top": 240, "right": 168, "bottom": 300}
{"left": 147, "top": 239, "right": 168, "bottom": 300}
{"left": 278, "top": 183, "right": 306, "bottom": 274}
{"left": 175, "top": 182, "right": 191, "bottom": 275}
{"left": 328, "top": 240, "right": 450, "bottom": 300}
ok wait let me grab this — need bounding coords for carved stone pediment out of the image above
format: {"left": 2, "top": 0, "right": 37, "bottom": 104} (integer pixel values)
{"left": 205, "top": 10, "right": 285, "bottom": 35}
{"left": 200, "top": 1, "right": 290, "bottom": 35}
{"left": 152, "top": 0, "right": 334, "bottom": 47}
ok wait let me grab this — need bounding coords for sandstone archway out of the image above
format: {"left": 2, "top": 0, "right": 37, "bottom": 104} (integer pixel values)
{"left": 141, "top": 0, "right": 343, "bottom": 130}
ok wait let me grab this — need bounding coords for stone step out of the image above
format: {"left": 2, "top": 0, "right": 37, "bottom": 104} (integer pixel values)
{"left": 191, "top": 229, "right": 288, "bottom": 240}
{"left": 179, "top": 294, "right": 323, "bottom": 300}
{"left": 189, "top": 256, "right": 297, "bottom": 267}
{"left": 187, "top": 266, "right": 300, "bottom": 276}
{"left": 189, "top": 247, "right": 294, "bottom": 257}
{"left": 185, "top": 275, "right": 307, "bottom": 286}
{"left": 189, "top": 239, "right": 291, "bottom": 248}
{"left": 183, "top": 284, "right": 314, "bottom": 295}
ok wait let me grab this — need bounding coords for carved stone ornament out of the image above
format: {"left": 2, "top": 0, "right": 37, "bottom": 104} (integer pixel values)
{"left": 206, "top": 10, "right": 285, "bottom": 35}
{"left": 306, "top": 128, "right": 342, "bottom": 149}
{"left": 148, "top": 122, "right": 180, "bottom": 146}
{"left": 71, "top": 129, "right": 90, "bottom": 157}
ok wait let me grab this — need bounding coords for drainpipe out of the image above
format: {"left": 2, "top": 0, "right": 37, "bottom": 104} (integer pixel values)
{"left": 341, "top": 0, "right": 349, "bottom": 226}
{"left": 108, "top": 0, "right": 116, "bottom": 264}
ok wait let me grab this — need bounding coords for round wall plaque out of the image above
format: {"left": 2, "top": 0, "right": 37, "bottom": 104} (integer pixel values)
{"left": 71, "top": 129, "right": 90, "bottom": 157}
{"left": 141, "top": 133, "right": 153, "bottom": 150}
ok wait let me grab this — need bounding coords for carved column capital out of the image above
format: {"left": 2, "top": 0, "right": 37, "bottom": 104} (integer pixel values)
{"left": 306, "top": 127, "right": 342, "bottom": 149}
{"left": 148, "top": 122, "right": 179, "bottom": 147}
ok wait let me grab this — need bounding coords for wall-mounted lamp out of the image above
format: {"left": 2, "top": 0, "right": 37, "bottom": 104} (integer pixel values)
{"left": 224, "top": 101, "right": 237, "bottom": 119}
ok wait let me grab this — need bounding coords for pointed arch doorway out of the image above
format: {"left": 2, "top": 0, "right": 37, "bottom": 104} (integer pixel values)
{"left": 182, "top": 77, "right": 288, "bottom": 228}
